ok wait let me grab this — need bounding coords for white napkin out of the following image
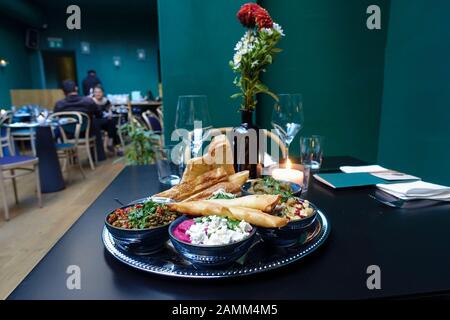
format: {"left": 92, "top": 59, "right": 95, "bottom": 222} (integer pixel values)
{"left": 340, "top": 165, "right": 419, "bottom": 181}
{"left": 377, "top": 181, "right": 450, "bottom": 200}
{"left": 340, "top": 165, "right": 387, "bottom": 173}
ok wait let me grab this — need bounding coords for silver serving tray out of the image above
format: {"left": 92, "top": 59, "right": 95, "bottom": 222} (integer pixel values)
{"left": 102, "top": 210, "right": 330, "bottom": 278}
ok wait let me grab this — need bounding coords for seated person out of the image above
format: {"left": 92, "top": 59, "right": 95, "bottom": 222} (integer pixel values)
{"left": 54, "top": 80, "right": 106, "bottom": 160}
{"left": 90, "top": 85, "right": 120, "bottom": 153}
{"left": 55, "top": 80, "right": 102, "bottom": 119}
{"left": 91, "top": 85, "right": 111, "bottom": 113}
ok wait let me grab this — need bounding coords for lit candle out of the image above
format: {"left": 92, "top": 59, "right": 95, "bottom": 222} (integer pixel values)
{"left": 272, "top": 159, "right": 304, "bottom": 185}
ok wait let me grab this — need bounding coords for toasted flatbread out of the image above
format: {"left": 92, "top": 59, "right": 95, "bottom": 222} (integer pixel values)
{"left": 182, "top": 181, "right": 241, "bottom": 202}
{"left": 167, "top": 201, "right": 288, "bottom": 228}
{"left": 181, "top": 135, "right": 234, "bottom": 183}
{"left": 207, "top": 194, "right": 281, "bottom": 213}
{"left": 154, "top": 167, "right": 228, "bottom": 201}
{"left": 227, "top": 171, "right": 249, "bottom": 186}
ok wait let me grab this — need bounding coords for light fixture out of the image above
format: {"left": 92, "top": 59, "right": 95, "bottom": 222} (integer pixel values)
{"left": 81, "top": 42, "right": 90, "bottom": 54}
{"left": 137, "top": 49, "right": 146, "bottom": 61}
{"left": 113, "top": 56, "right": 121, "bottom": 68}
{"left": 0, "top": 59, "right": 8, "bottom": 68}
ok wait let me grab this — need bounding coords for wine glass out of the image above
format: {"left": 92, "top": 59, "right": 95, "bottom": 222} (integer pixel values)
{"left": 271, "top": 93, "right": 304, "bottom": 159}
{"left": 174, "top": 95, "right": 212, "bottom": 159}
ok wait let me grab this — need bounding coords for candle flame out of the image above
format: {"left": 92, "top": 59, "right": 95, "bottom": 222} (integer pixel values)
{"left": 286, "top": 158, "right": 292, "bottom": 169}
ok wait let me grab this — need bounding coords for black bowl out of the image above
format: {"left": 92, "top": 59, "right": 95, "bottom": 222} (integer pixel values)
{"left": 241, "top": 178, "right": 302, "bottom": 197}
{"left": 105, "top": 198, "right": 175, "bottom": 255}
{"left": 169, "top": 215, "right": 257, "bottom": 268}
{"left": 258, "top": 199, "right": 318, "bottom": 247}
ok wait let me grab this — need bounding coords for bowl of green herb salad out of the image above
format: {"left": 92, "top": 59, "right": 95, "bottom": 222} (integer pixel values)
{"left": 105, "top": 198, "right": 180, "bottom": 255}
{"left": 241, "top": 176, "right": 302, "bottom": 200}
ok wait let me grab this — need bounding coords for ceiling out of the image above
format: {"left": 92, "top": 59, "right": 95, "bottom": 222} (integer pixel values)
{"left": 31, "top": 0, "right": 157, "bottom": 17}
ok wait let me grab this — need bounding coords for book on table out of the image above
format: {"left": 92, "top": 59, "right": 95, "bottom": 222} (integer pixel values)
{"left": 313, "top": 165, "right": 420, "bottom": 189}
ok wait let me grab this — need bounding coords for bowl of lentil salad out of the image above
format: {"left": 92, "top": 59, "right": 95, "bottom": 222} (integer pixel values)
{"left": 105, "top": 198, "right": 180, "bottom": 255}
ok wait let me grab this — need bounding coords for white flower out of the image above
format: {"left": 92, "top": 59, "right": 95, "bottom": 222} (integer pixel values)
{"left": 233, "top": 53, "right": 242, "bottom": 69}
{"left": 234, "top": 41, "right": 243, "bottom": 51}
{"left": 260, "top": 28, "right": 273, "bottom": 35}
{"left": 273, "top": 23, "right": 285, "bottom": 36}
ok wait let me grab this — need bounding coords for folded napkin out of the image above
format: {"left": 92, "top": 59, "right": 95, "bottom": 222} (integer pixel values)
{"left": 340, "top": 165, "right": 419, "bottom": 181}
{"left": 377, "top": 181, "right": 450, "bottom": 200}
{"left": 340, "top": 165, "right": 387, "bottom": 173}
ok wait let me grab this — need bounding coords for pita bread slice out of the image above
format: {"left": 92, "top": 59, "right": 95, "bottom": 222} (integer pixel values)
{"left": 154, "top": 167, "right": 228, "bottom": 201}
{"left": 183, "top": 181, "right": 241, "bottom": 202}
{"left": 181, "top": 134, "right": 234, "bottom": 183}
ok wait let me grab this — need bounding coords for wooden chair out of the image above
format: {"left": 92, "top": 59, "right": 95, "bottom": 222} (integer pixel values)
{"left": 49, "top": 112, "right": 86, "bottom": 181}
{"left": 11, "top": 126, "right": 36, "bottom": 156}
{"left": 10, "top": 105, "right": 48, "bottom": 156}
{"left": 142, "top": 110, "right": 164, "bottom": 147}
{"left": 0, "top": 114, "right": 42, "bottom": 221}
{"left": 59, "top": 112, "right": 97, "bottom": 170}
{"left": 116, "top": 113, "right": 131, "bottom": 151}
{"left": 142, "top": 110, "right": 162, "bottom": 131}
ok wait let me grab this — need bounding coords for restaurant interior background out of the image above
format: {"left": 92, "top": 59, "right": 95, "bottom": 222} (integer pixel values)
{"left": 1, "top": 0, "right": 449, "bottom": 185}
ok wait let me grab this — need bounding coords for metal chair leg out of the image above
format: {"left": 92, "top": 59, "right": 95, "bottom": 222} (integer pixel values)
{"left": 75, "top": 149, "right": 86, "bottom": 179}
{"left": 30, "top": 133, "right": 36, "bottom": 156}
{"left": 34, "top": 164, "right": 42, "bottom": 208}
{"left": 0, "top": 170, "right": 9, "bottom": 221}
{"left": 86, "top": 142, "right": 95, "bottom": 170}
{"left": 11, "top": 169, "right": 18, "bottom": 204}
{"left": 65, "top": 153, "right": 71, "bottom": 184}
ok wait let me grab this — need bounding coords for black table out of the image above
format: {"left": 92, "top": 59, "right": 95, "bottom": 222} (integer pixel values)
{"left": 8, "top": 157, "right": 450, "bottom": 299}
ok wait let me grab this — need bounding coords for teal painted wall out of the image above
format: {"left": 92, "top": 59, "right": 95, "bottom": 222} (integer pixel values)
{"left": 257, "top": 0, "right": 390, "bottom": 162}
{"left": 39, "top": 10, "right": 160, "bottom": 96}
{"left": 0, "top": 17, "right": 32, "bottom": 107}
{"left": 378, "top": 0, "right": 450, "bottom": 184}
{"left": 157, "top": 0, "right": 249, "bottom": 142}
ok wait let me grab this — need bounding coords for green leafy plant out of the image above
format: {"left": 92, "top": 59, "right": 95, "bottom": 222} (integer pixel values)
{"left": 124, "top": 123, "right": 160, "bottom": 165}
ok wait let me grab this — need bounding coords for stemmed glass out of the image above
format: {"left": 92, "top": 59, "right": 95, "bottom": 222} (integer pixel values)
{"left": 271, "top": 94, "right": 304, "bottom": 159}
{"left": 174, "top": 95, "right": 212, "bottom": 159}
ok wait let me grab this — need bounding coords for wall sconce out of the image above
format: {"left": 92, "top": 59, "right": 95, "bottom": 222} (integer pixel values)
{"left": 81, "top": 42, "right": 90, "bottom": 54}
{"left": 113, "top": 56, "right": 121, "bottom": 68}
{"left": 137, "top": 49, "right": 146, "bottom": 61}
{"left": 0, "top": 59, "right": 8, "bottom": 68}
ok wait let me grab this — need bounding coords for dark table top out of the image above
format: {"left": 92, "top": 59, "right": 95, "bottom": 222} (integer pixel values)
{"left": 8, "top": 156, "right": 450, "bottom": 299}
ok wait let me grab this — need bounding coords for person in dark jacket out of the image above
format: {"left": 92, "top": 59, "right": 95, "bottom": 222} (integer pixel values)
{"left": 55, "top": 80, "right": 102, "bottom": 118}
{"left": 55, "top": 80, "right": 106, "bottom": 161}
{"left": 81, "top": 70, "right": 102, "bottom": 96}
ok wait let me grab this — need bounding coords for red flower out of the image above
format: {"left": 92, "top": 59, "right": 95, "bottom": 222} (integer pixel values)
{"left": 255, "top": 7, "right": 273, "bottom": 29}
{"left": 237, "top": 3, "right": 261, "bottom": 28}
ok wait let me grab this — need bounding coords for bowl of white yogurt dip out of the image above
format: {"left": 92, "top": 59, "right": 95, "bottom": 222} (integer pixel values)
{"left": 169, "top": 215, "right": 256, "bottom": 268}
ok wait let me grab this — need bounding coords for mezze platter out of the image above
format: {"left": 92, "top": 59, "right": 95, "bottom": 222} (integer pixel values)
{"left": 102, "top": 209, "right": 329, "bottom": 279}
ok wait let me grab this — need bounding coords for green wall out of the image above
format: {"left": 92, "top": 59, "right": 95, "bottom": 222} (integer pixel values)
{"left": 157, "top": 0, "right": 249, "bottom": 142}
{"left": 0, "top": 17, "right": 32, "bottom": 107}
{"left": 257, "top": 0, "right": 390, "bottom": 162}
{"left": 378, "top": 0, "right": 450, "bottom": 184}
{"left": 39, "top": 10, "right": 160, "bottom": 96}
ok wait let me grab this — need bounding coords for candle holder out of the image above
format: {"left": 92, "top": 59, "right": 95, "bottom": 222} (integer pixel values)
{"left": 263, "top": 160, "right": 311, "bottom": 194}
